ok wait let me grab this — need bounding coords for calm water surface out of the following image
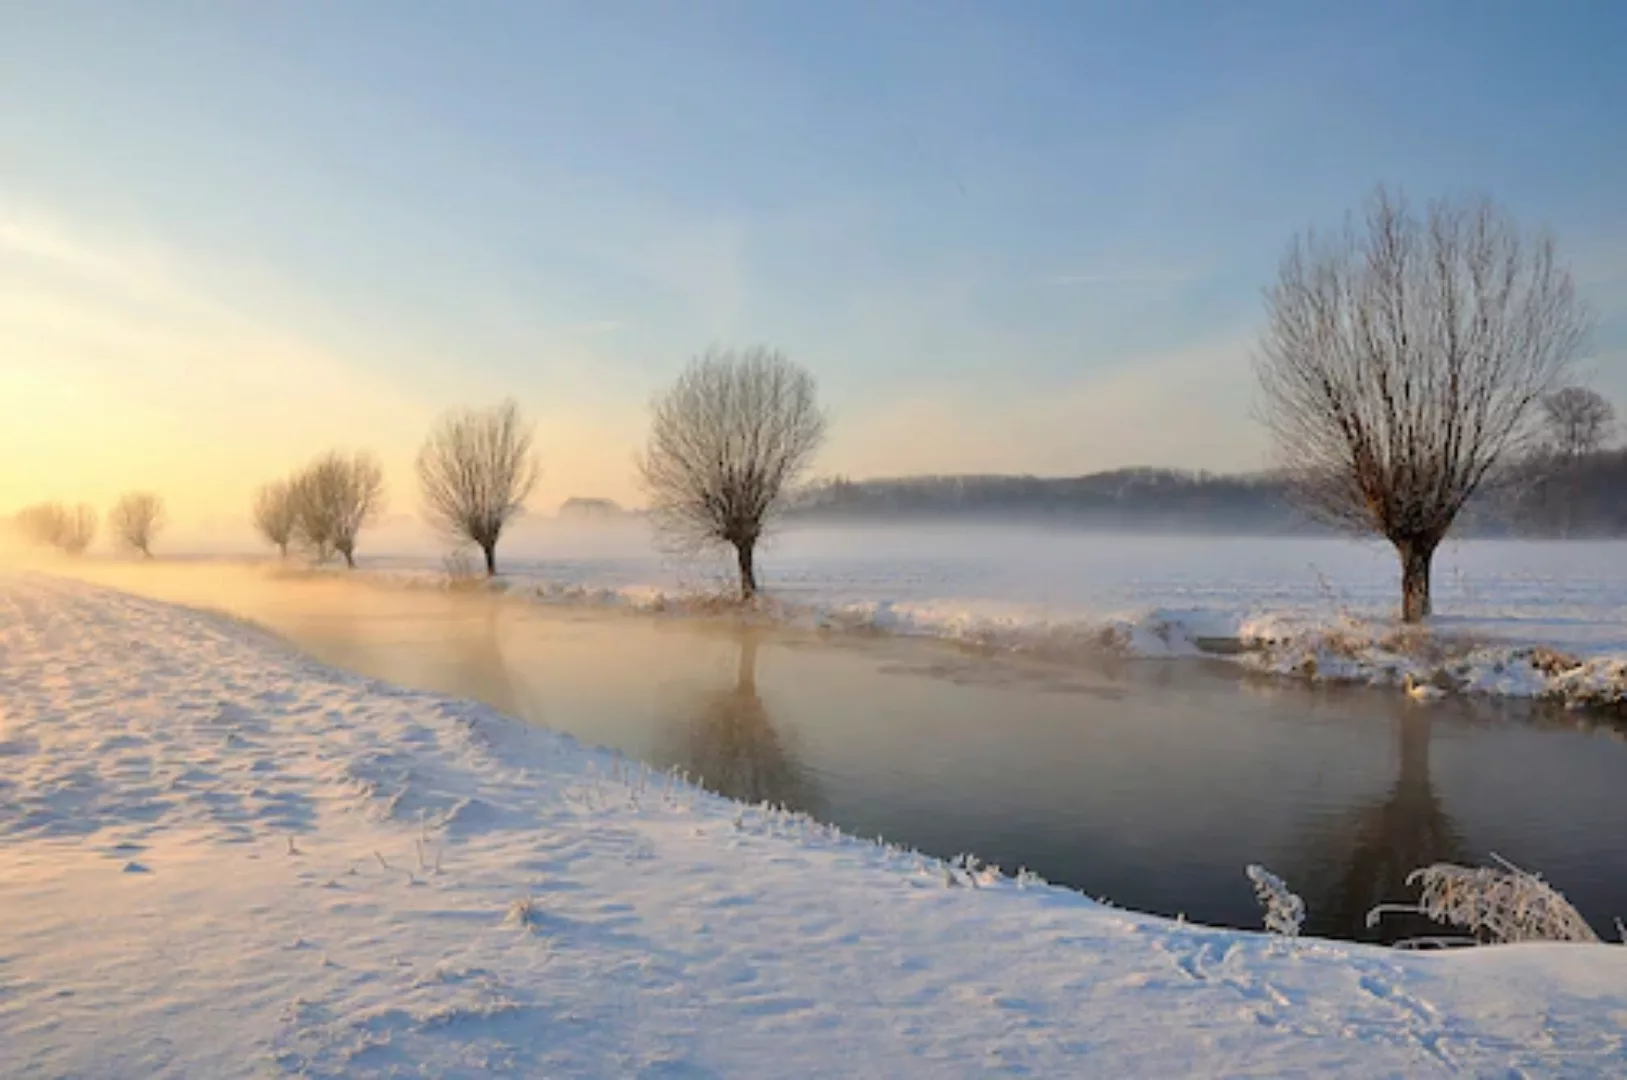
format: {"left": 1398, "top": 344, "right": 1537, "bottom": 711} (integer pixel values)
{"left": 67, "top": 563, "right": 1627, "bottom": 943}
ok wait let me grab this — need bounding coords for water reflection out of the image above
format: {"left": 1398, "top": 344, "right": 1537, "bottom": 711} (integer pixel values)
{"left": 1296, "top": 710, "right": 1464, "bottom": 942}
{"left": 657, "top": 632, "right": 823, "bottom": 815}
{"left": 450, "top": 601, "right": 525, "bottom": 721}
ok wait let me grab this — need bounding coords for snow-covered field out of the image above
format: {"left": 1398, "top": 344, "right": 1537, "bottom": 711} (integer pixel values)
{"left": 2, "top": 572, "right": 1624, "bottom": 1077}
{"left": 315, "top": 523, "right": 1627, "bottom": 710}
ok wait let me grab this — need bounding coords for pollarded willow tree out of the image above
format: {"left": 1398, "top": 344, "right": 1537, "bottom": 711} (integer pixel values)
{"left": 640, "top": 347, "right": 827, "bottom": 601}
{"left": 253, "top": 479, "right": 298, "bottom": 557}
{"left": 292, "top": 451, "right": 385, "bottom": 568}
{"left": 416, "top": 399, "right": 539, "bottom": 576}
{"left": 1256, "top": 188, "right": 1592, "bottom": 622}
{"left": 109, "top": 492, "right": 166, "bottom": 558}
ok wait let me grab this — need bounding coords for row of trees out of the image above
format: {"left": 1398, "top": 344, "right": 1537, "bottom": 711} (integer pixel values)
{"left": 246, "top": 351, "right": 825, "bottom": 600}
{"left": 13, "top": 494, "right": 166, "bottom": 558}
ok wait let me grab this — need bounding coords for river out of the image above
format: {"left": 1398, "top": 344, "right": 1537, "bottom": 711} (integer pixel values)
{"left": 50, "top": 559, "right": 1627, "bottom": 943}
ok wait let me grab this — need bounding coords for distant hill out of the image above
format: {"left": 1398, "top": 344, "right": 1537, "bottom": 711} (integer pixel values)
{"left": 787, "top": 469, "right": 1307, "bottom": 533}
{"left": 788, "top": 456, "right": 1627, "bottom": 537}
{"left": 557, "top": 497, "right": 628, "bottom": 520}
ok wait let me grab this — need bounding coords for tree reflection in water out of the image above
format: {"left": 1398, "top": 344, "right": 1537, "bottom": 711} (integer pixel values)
{"left": 1296, "top": 709, "right": 1464, "bottom": 942}
{"left": 454, "top": 597, "right": 527, "bottom": 722}
{"left": 658, "top": 631, "right": 822, "bottom": 815}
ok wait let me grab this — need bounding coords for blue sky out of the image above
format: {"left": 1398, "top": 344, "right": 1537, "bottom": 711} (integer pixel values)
{"left": 2, "top": 1, "right": 1624, "bottom": 515}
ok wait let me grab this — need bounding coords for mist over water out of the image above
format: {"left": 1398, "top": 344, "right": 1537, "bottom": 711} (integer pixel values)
{"left": 134, "top": 518, "right": 1627, "bottom": 618}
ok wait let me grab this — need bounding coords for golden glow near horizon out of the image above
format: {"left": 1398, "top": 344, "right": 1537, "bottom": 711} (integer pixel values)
{"left": 0, "top": 213, "right": 659, "bottom": 525}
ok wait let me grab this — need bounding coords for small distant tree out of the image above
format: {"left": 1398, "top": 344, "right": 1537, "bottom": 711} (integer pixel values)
{"left": 416, "top": 399, "right": 538, "bottom": 576}
{"left": 1256, "top": 188, "right": 1591, "bottom": 621}
{"left": 15, "top": 503, "right": 67, "bottom": 549}
{"left": 1541, "top": 387, "right": 1615, "bottom": 462}
{"left": 109, "top": 492, "right": 165, "bottom": 558}
{"left": 292, "top": 451, "right": 385, "bottom": 568}
{"left": 640, "top": 347, "right": 826, "bottom": 600}
{"left": 288, "top": 470, "right": 334, "bottom": 561}
{"left": 58, "top": 503, "right": 97, "bottom": 555}
{"left": 252, "top": 479, "right": 298, "bottom": 557}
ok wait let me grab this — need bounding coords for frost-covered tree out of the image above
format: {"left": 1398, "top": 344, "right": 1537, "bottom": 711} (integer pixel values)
{"left": 1256, "top": 188, "right": 1591, "bottom": 621}
{"left": 291, "top": 451, "right": 385, "bottom": 568}
{"left": 416, "top": 399, "right": 538, "bottom": 576}
{"left": 109, "top": 492, "right": 165, "bottom": 558}
{"left": 16, "top": 501, "right": 97, "bottom": 555}
{"left": 252, "top": 479, "right": 298, "bottom": 558}
{"left": 15, "top": 503, "right": 66, "bottom": 549}
{"left": 58, "top": 503, "right": 96, "bottom": 555}
{"left": 640, "top": 347, "right": 826, "bottom": 600}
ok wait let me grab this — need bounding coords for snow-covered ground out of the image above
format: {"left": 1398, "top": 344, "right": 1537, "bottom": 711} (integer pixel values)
{"left": 311, "top": 523, "right": 1627, "bottom": 710}
{"left": 2, "top": 572, "right": 1624, "bottom": 1077}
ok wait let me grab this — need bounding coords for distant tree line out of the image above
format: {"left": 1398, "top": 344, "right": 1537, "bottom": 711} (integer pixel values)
{"left": 788, "top": 443, "right": 1626, "bottom": 540}
{"left": 787, "top": 469, "right": 1304, "bottom": 531}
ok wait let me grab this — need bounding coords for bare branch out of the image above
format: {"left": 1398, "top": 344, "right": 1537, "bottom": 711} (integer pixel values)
{"left": 639, "top": 347, "right": 827, "bottom": 600}
{"left": 416, "top": 399, "right": 538, "bottom": 576}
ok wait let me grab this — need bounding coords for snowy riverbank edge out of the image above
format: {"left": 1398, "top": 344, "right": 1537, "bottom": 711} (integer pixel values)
{"left": 2, "top": 572, "right": 1624, "bottom": 1077}
{"left": 358, "top": 566, "right": 1627, "bottom": 714}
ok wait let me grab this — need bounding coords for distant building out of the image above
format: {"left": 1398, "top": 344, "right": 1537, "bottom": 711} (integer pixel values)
{"left": 557, "top": 497, "right": 625, "bottom": 520}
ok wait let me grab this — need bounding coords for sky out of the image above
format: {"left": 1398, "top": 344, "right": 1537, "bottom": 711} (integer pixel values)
{"left": 2, "top": 1, "right": 1625, "bottom": 523}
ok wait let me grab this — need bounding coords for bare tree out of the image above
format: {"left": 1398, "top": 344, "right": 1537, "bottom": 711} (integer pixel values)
{"left": 288, "top": 469, "right": 334, "bottom": 562}
{"left": 291, "top": 451, "right": 385, "bottom": 568}
{"left": 640, "top": 347, "right": 826, "bottom": 600}
{"left": 1541, "top": 387, "right": 1615, "bottom": 461}
{"left": 416, "top": 399, "right": 538, "bottom": 576}
{"left": 1256, "top": 188, "right": 1591, "bottom": 621}
{"left": 109, "top": 492, "right": 165, "bottom": 558}
{"left": 15, "top": 503, "right": 66, "bottom": 549}
{"left": 252, "top": 479, "right": 299, "bottom": 557}
{"left": 58, "top": 503, "right": 97, "bottom": 555}
{"left": 15, "top": 502, "right": 97, "bottom": 555}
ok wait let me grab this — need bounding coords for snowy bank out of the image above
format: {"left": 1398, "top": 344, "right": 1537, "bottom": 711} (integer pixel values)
{"left": 1, "top": 572, "right": 1624, "bottom": 1077}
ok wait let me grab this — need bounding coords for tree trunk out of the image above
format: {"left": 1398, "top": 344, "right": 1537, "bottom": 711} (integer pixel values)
{"left": 342, "top": 547, "right": 356, "bottom": 570}
{"left": 482, "top": 542, "right": 497, "bottom": 577}
{"left": 1398, "top": 539, "right": 1435, "bottom": 623}
{"left": 735, "top": 539, "right": 758, "bottom": 601}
